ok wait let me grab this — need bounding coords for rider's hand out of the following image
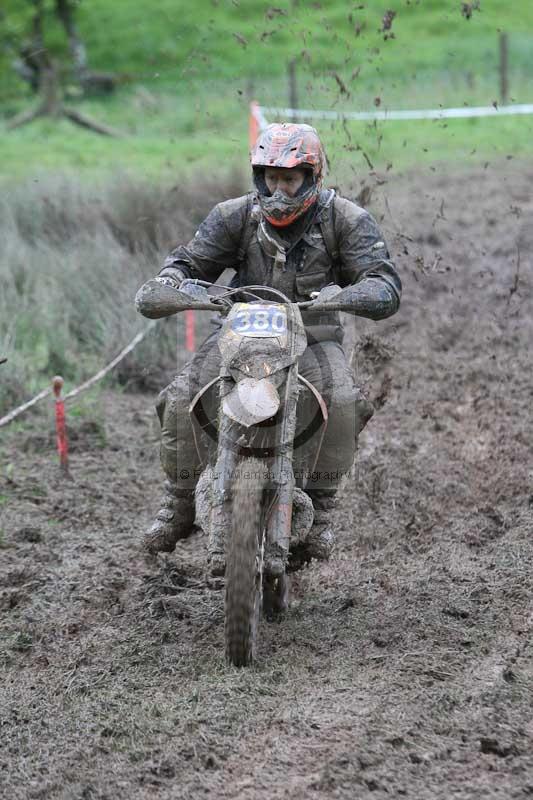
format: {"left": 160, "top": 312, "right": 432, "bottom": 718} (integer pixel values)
{"left": 156, "top": 275, "right": 180, "bottom": 289}
{"left": 156, "top": 266, "right": 188, "bottom": 289}
{"left": 312, "top": 284, "right": 342, "bottom": 304}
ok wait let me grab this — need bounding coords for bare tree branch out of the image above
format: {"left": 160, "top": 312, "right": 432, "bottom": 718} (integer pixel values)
{"left": 5, "top": 106, "right": 45, "bottom": 130}
{"left": 63, "top": 107, "right": 123, "bottom": 137}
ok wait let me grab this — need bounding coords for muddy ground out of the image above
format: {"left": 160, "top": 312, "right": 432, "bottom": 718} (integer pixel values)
{"left": 1, "top": 164, "right": 532, "bottom": 799}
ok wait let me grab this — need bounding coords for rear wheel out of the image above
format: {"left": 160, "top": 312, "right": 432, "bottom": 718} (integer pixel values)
{"left": 225, "top": 457, "right": 266, "bottom": 667}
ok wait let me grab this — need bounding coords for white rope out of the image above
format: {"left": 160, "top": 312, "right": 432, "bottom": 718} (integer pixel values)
{"left": 260, "top": 102, "right": 533, "bottom": 122}
{"left": 0, "top": 321, "right": 157, "bottom": 428}
{"left": 0, "top": 386, "right": 52, "bottom": 428}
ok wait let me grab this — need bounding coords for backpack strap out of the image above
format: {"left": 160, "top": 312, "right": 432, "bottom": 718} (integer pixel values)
{"left": 317, "top": 189, "right": 340, "bottom": 265}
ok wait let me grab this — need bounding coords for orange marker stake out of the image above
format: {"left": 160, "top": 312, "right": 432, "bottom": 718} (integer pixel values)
{"left": 185, "top": 309, "right": 196, "bottom": 353}
{"left": 249, "top": 101, "right": 261, "bottom": 148}
{"left": 52, "top": 376, "right": 69, "bottom": 475}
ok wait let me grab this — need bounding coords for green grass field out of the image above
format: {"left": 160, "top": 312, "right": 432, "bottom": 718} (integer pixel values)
{"left": 1, "top": 98, "right": 530, "bottom": 182}
{"left": 1, "top": 0, "right": 533, "bottom": 178}
{"left": 4, "top": 0, "right": 532, "bottom": 90}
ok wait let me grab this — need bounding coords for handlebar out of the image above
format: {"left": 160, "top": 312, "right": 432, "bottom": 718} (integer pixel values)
{"left": 180, "top": 280, "right": 340, "bottom": 313}
{"left": 135, "top": 278, "right": 345, "bottom": 320}
{"left": 183, "top": 280, "right": 298, "bottom": 306}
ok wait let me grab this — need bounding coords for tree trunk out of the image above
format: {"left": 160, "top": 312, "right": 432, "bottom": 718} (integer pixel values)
{"left": 39, "top": 58, "right": 62, "bottom": 116}
{"left": 7, "top": 54, "right": 123, "bottom": 137}
{"left": 6, "top": 1, "right": 121, "bottom": 136}
{"left": 31, "top": 0, "right": 45, "bottom": 55}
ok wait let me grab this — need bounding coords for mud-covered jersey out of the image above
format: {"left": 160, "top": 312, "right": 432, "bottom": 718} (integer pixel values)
{"left": 159, "top": 190, "right": 401, "bottom": 341}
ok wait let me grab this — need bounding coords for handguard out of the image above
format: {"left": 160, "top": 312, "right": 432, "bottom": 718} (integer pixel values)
{"left": 314, "top": 277, "right": 399, "bottom": 321}
{"left": 135, "top": 279, "right": 214, "bottom": 319}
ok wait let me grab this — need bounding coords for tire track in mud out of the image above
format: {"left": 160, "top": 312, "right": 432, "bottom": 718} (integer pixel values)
{"left": 1, "top": 164, "right": 533, "bottom": 799}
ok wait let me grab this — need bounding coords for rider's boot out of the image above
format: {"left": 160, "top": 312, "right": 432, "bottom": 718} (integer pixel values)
{"left": 144, "top": 374, "right": 200, "bottom": 556}
{"left": 303, "top": 492, "right": 336, "bottom": 561}
{"left": 287, "top": 493, "right": 336, "bottom": 572}
{"left": 306, "top": 507, "right": 335, "bottom": 560}
{"left": 207, "top": 538, "right": 226, "bottom": 579}
{"left": 143, "top": 481, "right": 195, "bottom": 555}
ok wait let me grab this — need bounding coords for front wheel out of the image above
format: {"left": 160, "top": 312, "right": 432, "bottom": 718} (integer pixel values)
{"left": 225, "top": 457, "right": 267, "bottom": 667}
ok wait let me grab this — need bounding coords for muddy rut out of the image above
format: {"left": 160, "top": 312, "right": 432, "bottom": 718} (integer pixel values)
{"left": 1, "top": 164, "right": 532, "bottom": 799}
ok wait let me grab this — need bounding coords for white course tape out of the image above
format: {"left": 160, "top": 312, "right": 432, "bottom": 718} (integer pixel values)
{"left": 261, "top": 103, "right": 533, "bottom": 122}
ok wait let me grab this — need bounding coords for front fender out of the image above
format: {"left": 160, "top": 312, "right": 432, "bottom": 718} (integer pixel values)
{"left": 222, "top": 377, "right": 280, "bottom": 428}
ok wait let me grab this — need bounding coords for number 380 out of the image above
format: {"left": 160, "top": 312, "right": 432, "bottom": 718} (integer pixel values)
{"left": 232, "top": 308, "right": 286, "bottom": 335}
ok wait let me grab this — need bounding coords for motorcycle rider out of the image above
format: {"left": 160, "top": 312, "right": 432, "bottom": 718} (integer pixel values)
{"left": 137, "top": 122, "right": 401, "bottom": 576}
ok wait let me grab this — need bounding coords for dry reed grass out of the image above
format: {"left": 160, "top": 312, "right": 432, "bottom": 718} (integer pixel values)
{"left": 0, "top": 170, "right": 245, "bottom": 413}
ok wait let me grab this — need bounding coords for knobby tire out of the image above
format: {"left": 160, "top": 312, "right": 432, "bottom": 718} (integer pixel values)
{"left": 225, "top": 457, "right": 266, "bottom": 667}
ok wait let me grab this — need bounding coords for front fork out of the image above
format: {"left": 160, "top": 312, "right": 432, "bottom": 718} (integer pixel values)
{"left": 208, "top": 377, "right": 238, "bottom": 570}
{"left": 265, "top": 363, "right": 299, "bottom": 575}
{"left": 208, "top": 365, "right": 300, "bottom": 577}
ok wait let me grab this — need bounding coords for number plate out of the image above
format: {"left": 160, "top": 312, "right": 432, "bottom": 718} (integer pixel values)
{"left": 230, "top": 305, "right": 287, "bottom": 338}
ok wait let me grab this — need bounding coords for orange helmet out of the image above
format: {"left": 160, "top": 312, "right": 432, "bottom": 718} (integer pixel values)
{"left": 251, "top": 123, "right": 326, "bottom": 227}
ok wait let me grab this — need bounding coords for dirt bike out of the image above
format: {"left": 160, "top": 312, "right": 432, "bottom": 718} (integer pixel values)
{"left": 137, "top": 277, "right": 343, "bottom": 667}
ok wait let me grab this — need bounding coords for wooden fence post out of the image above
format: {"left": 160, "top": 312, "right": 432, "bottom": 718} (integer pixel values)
{"left": 288, "top": 59, "right": 298, "bottom": 121}
{"left": 499, "top": 32, "right": 509, "bottom": 106}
